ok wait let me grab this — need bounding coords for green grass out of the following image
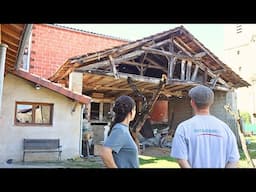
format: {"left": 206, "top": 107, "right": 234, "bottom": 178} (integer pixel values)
{"left": 239, "top": 135, "right": 256, "bottom": 168}
{"left": 139, "top": 155, "right": 179, "bottom": 168}
{"left": 139, "top": 136, "right": 256, "bottom": 168}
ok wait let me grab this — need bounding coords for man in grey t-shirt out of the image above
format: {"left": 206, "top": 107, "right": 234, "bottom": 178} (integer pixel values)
{"left": 170, "top": 85, "right": 240, "bottom": 168}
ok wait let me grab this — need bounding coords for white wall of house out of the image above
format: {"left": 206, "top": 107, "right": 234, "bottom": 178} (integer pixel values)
{"left": 0, "top": 74, "right": 83, "bottom": 162}
{"left": 224, "top": 24, "right": 256, "bottom": 123}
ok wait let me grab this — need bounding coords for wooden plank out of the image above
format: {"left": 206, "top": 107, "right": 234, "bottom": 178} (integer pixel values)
{"left": 109, "top": 55, "right": 119, "bottom": 79}
{"left": 167, "top": 56, "right": 176, "bottom": 79}
{"left": 186, "top": 61, "right": 192, "bottom": 80}
{"left": 191, "top": 64, "right": 199, "bottom": 81}
{"left": 144, "top": 58, "right": 167, "bottom": 72}
{"left": 122, "top": 60, "right": 165, "bottom": 71}
{"left": 1, "top": 25, "right": 21, "bottom": 41}
{"left": 142, "top": 46, "right": 195, "bottom": 61}
{"left": 78, "top": 50, "right": 145, "bottom": 71}
{"left": 181, "top": 60, "right": 186, "bottom": 80}
{"left": 173, "top": 39, "right": 231, "bottom": 88}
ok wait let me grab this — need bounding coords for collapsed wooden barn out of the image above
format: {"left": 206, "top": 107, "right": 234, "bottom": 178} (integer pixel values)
{"left": 49, "top": 25, "right": 250, "bottom": 144}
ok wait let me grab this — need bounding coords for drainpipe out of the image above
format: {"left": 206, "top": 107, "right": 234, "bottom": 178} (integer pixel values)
{"left": 0, "top": 43, "right": 8, "bottom": 116}
{"left": 15, "top": 24, "right": 33, "bottom": 70}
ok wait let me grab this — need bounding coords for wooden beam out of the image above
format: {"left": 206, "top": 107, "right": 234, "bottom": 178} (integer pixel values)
{"left": 78, "top": 50, "right": 145, "bottom": 71}
{"left": 186, "top": 61, "right": 192, "bottom": 80}
{"left": 191, "top": 64, "right": 199, "bottom": 81}
{"left": 173, "top": 39, "right": 231, "bottom": 88}
{"left": 142, "top": 46, "right": 196, "bottom": 61}
{"left": 109, "top": 55, "right": 119, "bottom": 79}
{"left": 184, "top": 32, "right": 228, "bottom": 69}
{"left": 210, "top": 74, "right": 220, "bottom": 89}
{"left": 174, "top": 37, "right": 196, "bottom": 54}
{"left": 181, "top": 60, "right": 186, "bottom": 80}
{"left": 167, "top": 56, "right": 176, "bottom": 79}
{"left": 203, "top": 66, "right": 208, "bottom": 84}
{"left": 144, "top": 57, "right": 167, "bottom": 72}
{"left": 122, "top": 60, "right": 166, "bottom": 71}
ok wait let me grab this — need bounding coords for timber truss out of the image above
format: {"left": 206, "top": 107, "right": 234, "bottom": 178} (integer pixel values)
{"left": 49, "top": 26, "right": 250, "bottom": 100}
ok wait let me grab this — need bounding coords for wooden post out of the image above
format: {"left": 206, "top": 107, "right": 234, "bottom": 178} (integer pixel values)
{"left": 180, "top": 60, "right": 186, "bottom": 80}
{"left": 128, "top": 74, "right": 167, "bottom": 148}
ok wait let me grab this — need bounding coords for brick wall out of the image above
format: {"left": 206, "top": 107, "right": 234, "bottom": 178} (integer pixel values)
{"left": 29, "top": 24, "right": 127, "bottom": 78}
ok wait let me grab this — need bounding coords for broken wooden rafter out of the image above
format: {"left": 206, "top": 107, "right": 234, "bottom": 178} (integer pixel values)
{"left": 167, "top": 56, "right": 177, "bottom": 79}
{"left": 182, "top": 31, "right": 228, "bottom": 70}
{"left": 128, "top": 74, "right": 167, "bottom": 147}
{"left": 77, "top": 50, "right": 145, "bottom": 71}
{"left": 142, "top": 46, "right": 200, "bottom": 62}
{"left": 191, "top": 65, "right": 199, "bottom": 81}
{"left": 172, "top": 39, "right": 231, "bottom": 88}
{"left": 122, "top": 60, "right": 166, "bottom": 71}
{"left": 186, "top": 60, "right": 192, "bottom": 80}
{"left": 210, "top": 73, "right": 220, "bottom": 89}
{"left": 144, "top": 57, "right": 167, "bottom": 72}
{"left": 109, "top": 55, "right": 119, "bottom": 79}
{"left": 180, "top": 59, "right": 186, "bottom": 81}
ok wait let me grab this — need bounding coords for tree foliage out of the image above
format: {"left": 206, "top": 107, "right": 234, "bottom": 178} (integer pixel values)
{"left": 240, "top": 111, "right": 251, "bottom": 124}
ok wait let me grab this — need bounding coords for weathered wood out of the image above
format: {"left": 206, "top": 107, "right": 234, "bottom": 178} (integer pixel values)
{"left": 224, "top": 105, "right": 255, "bottom": 168}
{"left": 128, "top": 74, "right": 167, "bottom": 147}
{"left": 191, "top": 65, "right": 199, "bottom": 81}
{"left": 142, "top": 46, "right": 195, "bottom": 61}
{"left": 186, "top": 61, "right": 192, "bottom": 80}
{"left": 109, "top": 55, "right": 119, "bottom": 79}
{"left": 122, "top": 60, "right": 166, "bottom": 71}
{"left": 173, "top": 38, "right": 231, "bottom": 88}
{"left": 23, "top": 138, "right": 62, "bottom": 162}
{"left": 203, "top": 67, "right": 208, "bottom": 84}
{"left": 181, "top": 60, "right": 186, "bottom": 80}
{"left": 167, "top": 56, "right": 176, "bottom": 79}
{"left": 78, "top": 50, "right": 145, "bottom": 71}
{"left": 144, "top": 57, "right": 167, "bottom": 72}
{"left": 210, "top": 74, "right": 220, "bottom": 89}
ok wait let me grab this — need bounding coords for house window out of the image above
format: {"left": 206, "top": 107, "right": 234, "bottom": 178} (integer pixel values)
{"left": 90, "top": 102, "right": 111, "bottom": 122}
{"left": 15, "top": 102, "right": 53, "bottom": 126}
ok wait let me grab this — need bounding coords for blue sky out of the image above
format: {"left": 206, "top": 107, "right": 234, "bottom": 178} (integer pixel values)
{"left": 59, "top": 24, "right": 225, "bottom": 60}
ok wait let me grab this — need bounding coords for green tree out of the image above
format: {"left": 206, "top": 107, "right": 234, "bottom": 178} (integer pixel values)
{"left": 240, "top": 111, "right": 251, "bottom": 124}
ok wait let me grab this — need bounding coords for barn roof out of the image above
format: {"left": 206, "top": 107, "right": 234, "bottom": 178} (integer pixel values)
{"left": 49, "top": 25, "right": 250, "bottom": 99}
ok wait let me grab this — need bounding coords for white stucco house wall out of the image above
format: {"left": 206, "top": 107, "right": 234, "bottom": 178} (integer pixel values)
{"left": 0, "top": 69, "right": 91, "bottom": 162}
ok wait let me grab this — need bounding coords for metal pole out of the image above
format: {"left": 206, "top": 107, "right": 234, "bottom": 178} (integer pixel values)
{"left": 0, "top": 43, "right": 8, "bottom": 116}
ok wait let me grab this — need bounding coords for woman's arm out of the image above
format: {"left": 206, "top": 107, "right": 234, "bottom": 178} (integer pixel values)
{"left": 99, "top": 146, "right": 118, "bottom": 168}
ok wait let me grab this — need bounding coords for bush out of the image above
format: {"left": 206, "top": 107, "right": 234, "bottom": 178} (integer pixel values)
{"left": 240, "top": 111, "right": 251, "bottom": 124}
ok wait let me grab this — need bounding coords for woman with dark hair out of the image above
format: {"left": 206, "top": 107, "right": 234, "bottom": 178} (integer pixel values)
{"left": 99, "top": 95, "right": 139, "bottom": 168}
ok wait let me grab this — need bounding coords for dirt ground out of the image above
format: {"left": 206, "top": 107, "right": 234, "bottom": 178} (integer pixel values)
{"left": 94, "top": 144, "right": 171, "bottom": 157}
{"left": 141, "top": 146, "right": 171, "bottom": 157}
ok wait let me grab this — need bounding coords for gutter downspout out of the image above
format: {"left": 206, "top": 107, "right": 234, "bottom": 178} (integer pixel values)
{"left": 0, "top": 43, "right": 8, "bottom": 116}
{"left": 0, "top": 23, "right": 8, "bottom": 116}
{"left": 79, "top": 104, "right": 85, "bottom": 157}
{"left": 15, "top": 24, "right": 33, "bottom": 70}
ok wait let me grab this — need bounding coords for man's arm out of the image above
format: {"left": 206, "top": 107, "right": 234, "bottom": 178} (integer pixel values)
{"left": 225, "top": 161, "right": 238, "bottom": 168}
{"left": 177, "top": 159, "right": 191, "bottom": 168}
